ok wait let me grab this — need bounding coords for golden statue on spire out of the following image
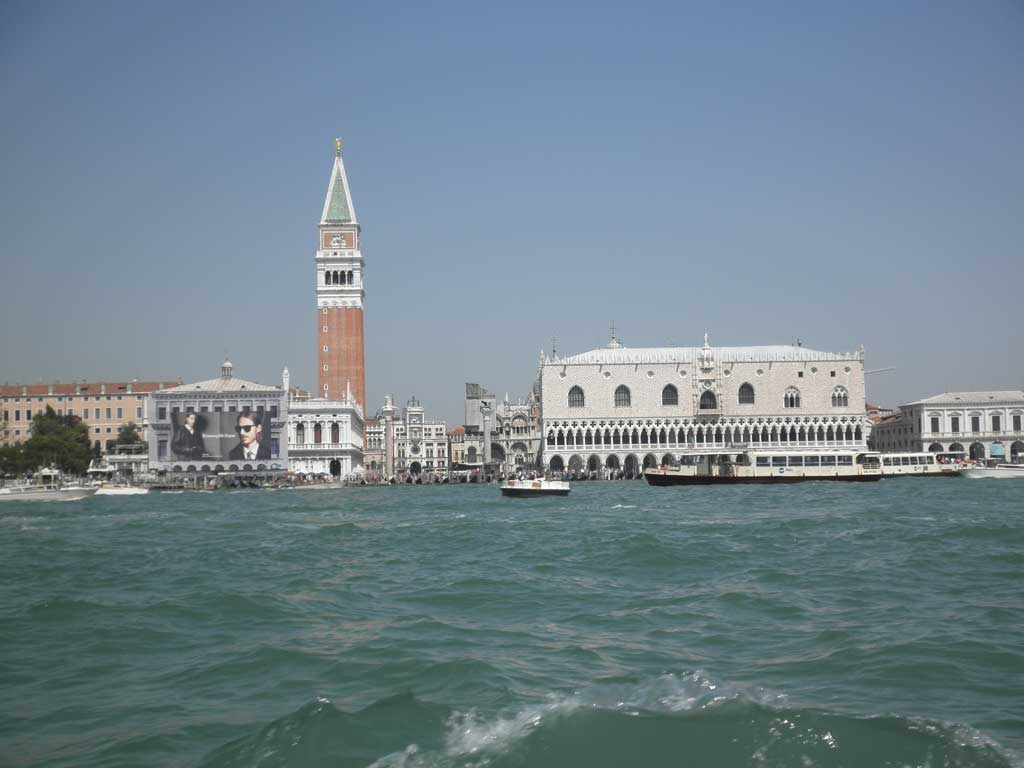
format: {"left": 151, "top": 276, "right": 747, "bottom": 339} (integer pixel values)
{"left": 335, "top": 137, "right": 342, "bottom": 156}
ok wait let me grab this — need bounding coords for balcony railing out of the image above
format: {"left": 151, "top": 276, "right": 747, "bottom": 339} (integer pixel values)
{"left": 289, "top": 442, "right": 357, "bottom": 452}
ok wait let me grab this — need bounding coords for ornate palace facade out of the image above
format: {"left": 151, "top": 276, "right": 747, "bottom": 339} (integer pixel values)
{"left": 541, "top": 334, "right": 872, "bottom": 476}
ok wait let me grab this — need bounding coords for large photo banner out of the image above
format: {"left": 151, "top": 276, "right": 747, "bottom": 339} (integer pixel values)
{"left": 170, "top": 411, "right": 277, "bottom": 462}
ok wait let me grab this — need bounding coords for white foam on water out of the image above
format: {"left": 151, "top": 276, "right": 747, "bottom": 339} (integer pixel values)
{"left": 434, "top": 671, "right": 783, "bottom": 761}
{"left": 444, "top": 694, "right": 580, "bottom": 757}
{"left": 366, "top": 744, "right": 420, "bottom": 768}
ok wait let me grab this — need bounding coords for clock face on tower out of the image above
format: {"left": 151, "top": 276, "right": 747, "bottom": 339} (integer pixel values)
{"left": 322, "top": 231, "right": 354, "bottom": 250}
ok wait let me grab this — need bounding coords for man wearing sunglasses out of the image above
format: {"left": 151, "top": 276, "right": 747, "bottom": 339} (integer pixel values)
{"left": 228, "top": 410, "right": 271, "bottom": 461}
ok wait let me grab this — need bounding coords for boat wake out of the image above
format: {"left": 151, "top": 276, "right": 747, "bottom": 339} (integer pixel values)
{"left": 199, "top": 672, "right": 1019, "bottom": 768}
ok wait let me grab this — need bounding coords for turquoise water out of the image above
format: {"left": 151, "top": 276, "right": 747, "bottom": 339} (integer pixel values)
{"left": 1, "top": 480, "right": 1022, "bottom": 767}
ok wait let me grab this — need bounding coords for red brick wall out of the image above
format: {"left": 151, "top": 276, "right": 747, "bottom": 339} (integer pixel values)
{"left": 317, "top": 307, "right": 365, "bottom": 412}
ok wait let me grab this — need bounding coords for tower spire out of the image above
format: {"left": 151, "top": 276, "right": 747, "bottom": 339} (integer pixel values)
{"left": 321, "top": 138, "right": 358, "bottom": 226}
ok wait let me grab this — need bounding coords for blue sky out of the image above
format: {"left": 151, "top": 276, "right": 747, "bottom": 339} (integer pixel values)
{"left": 1, "top": 1, "right": 1021, "bottom": 424}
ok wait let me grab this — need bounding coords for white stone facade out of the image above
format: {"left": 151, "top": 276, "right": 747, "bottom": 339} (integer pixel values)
{"left": 461, "top": 383, "right": 543, "bottom": 473}
{"left": 148, "top": 362, "right": 289, "bottom": 475}
{"left": 541, "top": 336, "right": 871, "bottom": 476}
{"left": 492, "top": 396, "right": 543, "bottom": 472}
{"left": 364, "top": 397, "right": 448, "bottom": 478}
{"left": 870, "top": 391, "right": 1024, "bottom": 462}
{"left": 286, "top": 386, "right": 364, "bottom": 479}
{"left": 394, "top": 398, "right": 448, "bottom": 476}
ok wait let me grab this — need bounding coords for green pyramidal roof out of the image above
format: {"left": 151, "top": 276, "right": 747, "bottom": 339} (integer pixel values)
{"left": 320, "top": 153, "right": 357, "bottom": 225}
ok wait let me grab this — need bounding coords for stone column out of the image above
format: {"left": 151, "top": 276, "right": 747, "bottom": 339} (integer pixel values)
{"left": 382, "top": 395, "right": 396, "bottom": 479}
{"left": 480, "top": 403, "right": 492, "bottom": 473}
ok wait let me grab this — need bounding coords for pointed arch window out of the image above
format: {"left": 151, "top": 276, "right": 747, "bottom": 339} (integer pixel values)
{"left": 831, "top": 386, "right": 849, "bottom": 408}
{"left": 662, "top": 384, "right": 678, "bottom": 406}
{"left": 699, "top": 390, "right": 717, "bottom": 410}
{"left": 738, "top": 383, "right": 755, "bottom": 405}
{"left": 784, "top": 387, "right": 801, "bottom": 408}
{"left": 568, "top": 386, "right": 585, "bottom": 408}
{"left": 614, "top": 385, "right": 631, "bottom": 407}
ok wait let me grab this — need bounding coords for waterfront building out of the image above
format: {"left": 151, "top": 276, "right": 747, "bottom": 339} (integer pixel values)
{"left": 362, "top": 396, "right": 398, "bottom": 481}
{"left": 393, "top": 397, "right": 448, "bottom": 477}
{"left": 866, "top": 403, "right": 897, "bottom": 423}
{"left": 147, "top": 361, "right": 289, "bottom": 477}
{"left": 316, "top": 138, "right": 366, "bottom": 413}
{"left": 363, "top": 418, "right": 385, "bottom": 481}
{"left": 461, "top": 383, "right": 543, "bottom": 474}
{"left": 870, "top": 391, "right": 1024, "bottom": 462}
{"left": 540, "top": 334, "right": 872, "bottom": 476}
{"left": 286, "top": 375, "right": 364, "bottom": 479}
{"left": 447, "top": 426, "right": 466, "bottom": 467}
{"left": 1, "top": 379, "right": 179, "bottom": 452}
{"left": 493, "top": 391, "right": 543, "bottom": 473}
{"left": 365, "top": 396, "right": 446, "bottom": 478}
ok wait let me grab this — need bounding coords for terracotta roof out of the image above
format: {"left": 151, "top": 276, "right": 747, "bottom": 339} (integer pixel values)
{"left": 1, "top": 380, "right": 180, "bottom": 397}
{"left": 447, "top": 426, "right": 465, "bottom": 435}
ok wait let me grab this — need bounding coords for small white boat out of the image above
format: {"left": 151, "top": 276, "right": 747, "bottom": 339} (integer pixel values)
{"left": 499, "top": 478, "right": 571, "bottom": 497}
{"left": 0, "top": 469, "right": 96, "bottom": 502}
{"left": 962, "top": 462, "right": 1024, "bottom": 479}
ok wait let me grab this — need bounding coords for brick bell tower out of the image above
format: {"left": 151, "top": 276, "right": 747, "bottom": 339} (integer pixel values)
{"left": 316, "top": 138, "right": 366, "bottom": 413}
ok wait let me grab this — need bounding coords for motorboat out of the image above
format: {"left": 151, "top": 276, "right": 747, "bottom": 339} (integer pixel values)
{"left": 0, "top": 468, "right": 96, "bottom": 502}
{"left": 87, "top": 459, "right": 150, "bottom": 495}
{"left": 962, "top": 461, "right": 1024, "bottom": 479}
{"left": 499, "top": 477, "right": 571, "bottom": 497}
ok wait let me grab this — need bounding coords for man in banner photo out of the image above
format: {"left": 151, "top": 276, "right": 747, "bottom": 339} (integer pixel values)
{"left": 171, "top": 412, "right": 207, "bottom": 460}
{"left": 228, "top": 410, "right": 271, "bottom": 460}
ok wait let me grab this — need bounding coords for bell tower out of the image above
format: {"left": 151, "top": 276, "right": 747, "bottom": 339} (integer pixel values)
{"left": 316, "top": 138, "right": 366, "bottom": 413}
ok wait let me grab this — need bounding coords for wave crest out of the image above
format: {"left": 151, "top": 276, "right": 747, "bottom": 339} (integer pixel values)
{"left": 202, "top": 673, "right": 1018, "bottom": 768}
